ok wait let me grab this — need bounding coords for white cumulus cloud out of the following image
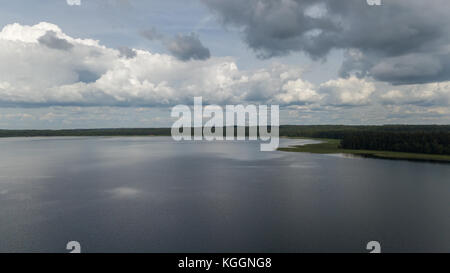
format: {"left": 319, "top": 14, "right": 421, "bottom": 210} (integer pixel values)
{"left": 66, "top": 0, "right": 81, "bottom": 6}
{"left": 0, "top": 22, "right": 324, "bottom": 108}
{"left": 1, "top": 21, "right": 448, "bottom": 124}
{"left": 320, "top": 77, "right": 376, "bottom": 106}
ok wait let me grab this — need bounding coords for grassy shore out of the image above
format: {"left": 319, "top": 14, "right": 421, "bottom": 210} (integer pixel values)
{"left": 279, "top": 138, "right": 450, "bottom": 163}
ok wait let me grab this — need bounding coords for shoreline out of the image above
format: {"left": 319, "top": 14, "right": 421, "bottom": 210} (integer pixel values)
{"left": 1, "top": 134, "right": 450, "bottom": 163}
{"left": 279, "top": 138, "right": 450, "bottom": 164}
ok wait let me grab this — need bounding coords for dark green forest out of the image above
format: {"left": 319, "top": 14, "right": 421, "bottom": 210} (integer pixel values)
{"left": 340, "top": 131, "right": 450, "bottom": 155}
{"left": 280, "top": 125, "right": 450, "bottom": 155}
{"left": 0, "top": 128, "right": 172, "bottom": 137}
{"left": 1, "top": 125, "right": 450, "bottom": 156}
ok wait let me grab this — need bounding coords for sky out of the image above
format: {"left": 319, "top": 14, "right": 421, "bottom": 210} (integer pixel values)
{"left": 0, "top": 0, "right": 449, "bottom": 129}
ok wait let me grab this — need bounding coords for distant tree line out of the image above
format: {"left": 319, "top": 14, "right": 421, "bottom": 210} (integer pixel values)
{"left": 279, "top": 125, "right": 450, "bottom": 139}
{"left": 2, "top": 125, "right": 450, "bottom": 138}
{"left": 279, "top": 125, "right": 450, "bottom": 155}
{"left": 340, "top": 131, "right": 450, "bottom": 155}
{"left": 1, "top": 125, "right": 450, "bottom": 155}
{"left": 0, "top": 128, "right": 172, "bottom": 137}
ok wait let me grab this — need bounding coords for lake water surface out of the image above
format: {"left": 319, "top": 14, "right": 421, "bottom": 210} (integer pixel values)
{"left": 0, "top": 137, "right": 449, "bottom": 253}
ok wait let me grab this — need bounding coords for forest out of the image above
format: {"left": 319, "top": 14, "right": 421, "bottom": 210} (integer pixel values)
{"left": 1, "top": 125, "right": 450, "bottom": 155}
{"left": 340, "top": 131, "right": 450, "bottom": 155}
{"left": 280, "top": 125, "right": 450, "bottom": 156}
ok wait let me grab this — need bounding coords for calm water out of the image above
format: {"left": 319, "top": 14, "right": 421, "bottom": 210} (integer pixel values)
{"left": 0, "top": 137, "right": 449, "bottom": 253}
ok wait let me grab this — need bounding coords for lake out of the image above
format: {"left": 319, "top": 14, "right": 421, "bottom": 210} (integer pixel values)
{"left": 0, "top": 137, "right": 449, "bottom": 253}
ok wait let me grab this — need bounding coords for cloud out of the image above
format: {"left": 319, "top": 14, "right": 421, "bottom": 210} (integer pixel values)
{"left": 379, "top": 82, "right": 450, "bottom": 107}
{"left": 0, "top": 22, "right": 315, "bottom": 107}
{"left": 38, "top": 30, "right": 73, "bottom": 50}
{"left": 140, "top": 28, "right": 164, "bottom": 41}
{"left": 202, "top": 0, "right": 450, "bottom": 85}
{"left": 275, "top": 78, "right": 322, "bottom": 105}
{"left": 66, "top": 0, "right": 81, "bottom": 6}
{"left": 1, "top": 21, "right": 448, "bottom": 121}
{"left": 319, "top": 76, "right": 376, "bottom": 106}
{"left": 369, "top": 53, "right": 450, "bottom": 85}
{"left": 141, "top": 28, "right": 211, "bottom": 61}
{"left": 167, "top": 33, "right": 211, "bottom": 61}
{"left": 117, "top": 46, "right": 137, "bottom": 59}
{"left": 76, "top": 69, "right": 101, "bottom": 83}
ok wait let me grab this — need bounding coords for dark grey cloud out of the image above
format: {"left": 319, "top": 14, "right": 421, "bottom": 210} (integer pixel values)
{"left": 166, "top": 33, "right": 211, "bottom": 61}
{"left": 339, "top": 50, "right": 374, "bottom": 79}
{"left": 76, "top": 70, "right": 101, "bottom": 83}
{"left": 118, "top": 46, "right": 137, "bottom": 59}
{"left": 140, "top": 28, "right": 164, "bottom": 41}
{"left": 38, "top": 30, "right": 73, "bottom": 50}
{"left": 202, "top": 0, "right": 450, "bottom": 84}
{"left": 370, "top": 53, "right": 450, "bottom": 85}
{"left": 141, "top": 29, "right": 210, "bottom": 61}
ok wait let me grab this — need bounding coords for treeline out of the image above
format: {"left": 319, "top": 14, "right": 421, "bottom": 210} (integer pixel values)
{"left": 1, "top": 125, "right": 450, "bottom": 155}
{"left": 280, "top": 125, "right": 450, "bottom": 155}
{"left": 340, "top": 131, "right": 450, "bottom": 155}
{"left": 0, "top": 128, "right": 172, "bottom": 137}
{"left": 279, "top": 125, "right": 450, "bottom": 139}
{"left": 2, "top": 125, "right": 450, "bottom": 138}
